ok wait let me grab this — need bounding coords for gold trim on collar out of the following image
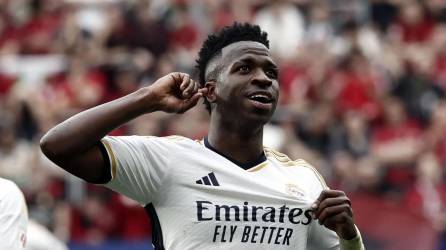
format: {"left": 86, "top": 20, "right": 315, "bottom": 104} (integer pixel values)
{"left": 246, "top": 162, "right": 268, "bottom": 172}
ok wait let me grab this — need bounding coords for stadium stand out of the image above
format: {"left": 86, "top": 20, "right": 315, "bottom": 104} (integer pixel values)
{"left": 1, "top": 0, "right": 446, "bottom": 249}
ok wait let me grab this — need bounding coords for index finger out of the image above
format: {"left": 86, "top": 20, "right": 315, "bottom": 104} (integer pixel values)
{"left": 312, "top": 190, "right": 346, "bottom": 208}
{"left": 169, "top": 72, "right": 182, "bottom": 83}
{"left": 180, "top": 74, "right": 191, "bottom": 91}
{"left": 198, "top": 87, "right": 208, "bottom": 95}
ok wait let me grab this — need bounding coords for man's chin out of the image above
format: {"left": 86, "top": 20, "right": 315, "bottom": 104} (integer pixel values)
{"left": 244, "top": 98, "right": 276, "bottom": 114}
{"left": 243, "top": 107, "right": 275, "bottom": 124}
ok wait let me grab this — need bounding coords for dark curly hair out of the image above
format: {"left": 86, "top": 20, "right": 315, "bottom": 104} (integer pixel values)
{"left": 196, "top": 22, "right": 269, "bottom": 113}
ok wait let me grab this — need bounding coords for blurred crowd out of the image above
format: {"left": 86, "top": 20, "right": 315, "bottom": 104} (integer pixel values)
{"left": 1, "top": 0, "right": 446, "bottom": 249}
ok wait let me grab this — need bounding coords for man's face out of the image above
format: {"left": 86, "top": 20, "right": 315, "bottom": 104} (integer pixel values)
{"left": 209, "top": 41, "right": 279, "bottom": 124}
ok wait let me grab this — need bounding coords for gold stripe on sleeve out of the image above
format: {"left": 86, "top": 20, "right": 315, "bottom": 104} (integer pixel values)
{"left": 295, "top": 161, "right": 329, "bottom": 190}
{"left": 264, "top": 147, "right": 329, "bottom": 189}
{"left": 101, "top": 139, "right": 117, "bottom": 180}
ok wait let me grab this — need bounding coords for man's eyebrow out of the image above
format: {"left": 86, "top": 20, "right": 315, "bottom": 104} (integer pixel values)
{"left": 233, "top": 56, "right": 278, "bottom": 68}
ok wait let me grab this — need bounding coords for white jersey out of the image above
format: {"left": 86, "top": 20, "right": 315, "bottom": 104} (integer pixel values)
{"left": 0, "top": 178, "right": 28, "bottom": 250}
{"left": 101, "top": 135, "right": 357, "bottom": 250}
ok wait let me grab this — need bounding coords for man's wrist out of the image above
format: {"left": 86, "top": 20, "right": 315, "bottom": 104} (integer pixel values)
{"left": 339, "top": 225, "right": 364, "bottom": 250}
{"left": 133, "top": 87, "right": 161, "bottom": 114}
{"left": 337, "top": 223, "right": 358, "bottom": 240}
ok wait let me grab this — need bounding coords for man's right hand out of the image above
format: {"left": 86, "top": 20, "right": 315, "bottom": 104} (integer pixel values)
{"left": 147, "top": 72, "right": 208, "bottom": 114}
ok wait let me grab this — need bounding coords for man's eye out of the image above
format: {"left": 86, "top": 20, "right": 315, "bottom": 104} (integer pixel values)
{"left": 266, "top": 70, "right": 278, "bottom": 79}
{"left": 239, "top": 66, "right": 250, "bottom": 73}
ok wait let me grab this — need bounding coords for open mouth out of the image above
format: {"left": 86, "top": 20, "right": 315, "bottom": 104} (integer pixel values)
{"left": 246, "top": 92, "right": 274, "bottom": 111}
{"left": 247, "top": 93, "right": 273, "bottom": 104}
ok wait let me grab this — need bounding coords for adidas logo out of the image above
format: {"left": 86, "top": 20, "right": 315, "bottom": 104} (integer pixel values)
{"left": 196, "top": 172, "right": 220, "bottom": 186}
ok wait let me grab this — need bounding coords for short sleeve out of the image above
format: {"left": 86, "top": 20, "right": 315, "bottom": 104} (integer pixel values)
{"left": 100, "top": 136, "right": 174, "bottom": 206}
{"left": 302, "top": 162, "right": 364, "bottom": 250}
{"left": 307, "top": 220, "right": 340, "bottom": 250}
{"left": 302, "top": 163, "right": 340, "bottom": 249}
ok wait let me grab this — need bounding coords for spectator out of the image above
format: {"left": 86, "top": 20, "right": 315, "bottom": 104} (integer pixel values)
{"left": 253, "top": 0, "right": 305, "bottom": 61}
{"left": 371, "top": 96, "right": 423, "bottom": 192}
{"left": 393, "top": 0, "right": 435, "bottom": 44}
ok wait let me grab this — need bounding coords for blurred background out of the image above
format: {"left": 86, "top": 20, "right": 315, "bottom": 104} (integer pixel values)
{"left": 1, "top": 0, "right": 446, "bottom": 249}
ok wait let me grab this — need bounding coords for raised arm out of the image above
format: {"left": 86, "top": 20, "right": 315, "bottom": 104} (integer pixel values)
{"left": 40, "top": 73, "right": 206, "bottom": 183}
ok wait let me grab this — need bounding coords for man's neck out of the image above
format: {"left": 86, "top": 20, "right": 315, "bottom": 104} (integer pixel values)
{"left": 207, "top": 113, "right": 265, "bottom": 165}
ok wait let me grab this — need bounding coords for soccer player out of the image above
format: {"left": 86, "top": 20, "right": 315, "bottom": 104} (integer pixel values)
{"left": 40, "top": 23, "right": 364, "bottom": 249}
{"left": 0, "top": 177, "right": 28, "bottom": 250}
{"left": 0, "top": 177, "right": 68, "bottom": 250}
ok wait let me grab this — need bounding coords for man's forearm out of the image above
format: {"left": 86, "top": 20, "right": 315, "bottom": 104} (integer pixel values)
{"left": 40, "top": 87, "right": 155, "bottom": 159}
{"left": 40, "top": 72, "right": 201, "bottom": 183}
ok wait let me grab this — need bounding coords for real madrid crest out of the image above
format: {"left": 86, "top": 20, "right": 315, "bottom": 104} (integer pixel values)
{"left": 285, "top": 183, "right": 305, "bottom": 198}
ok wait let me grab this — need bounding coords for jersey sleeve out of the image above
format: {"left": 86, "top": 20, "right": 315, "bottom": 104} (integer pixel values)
{"left": 100, "top": 135, "right": 175, "bottom": 206}
{"left": 0, "top": 179, "right": 28, "bottom": 250}
{"left": 307, "top": 221, "right": 340, "bottom": 250}
{"left": 303, "top": 162, "right": 364, "bottom": 250}
{"left": 300, "top": 162, "right": 339, "bottom": 249}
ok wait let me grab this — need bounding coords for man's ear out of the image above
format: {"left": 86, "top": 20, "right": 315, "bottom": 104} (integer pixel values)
{"left": 205, "top": 80, "right": 217, "bottom": 103}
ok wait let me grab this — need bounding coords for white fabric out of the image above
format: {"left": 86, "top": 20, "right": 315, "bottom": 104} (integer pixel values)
{"left": 101, "top": 135, "right": 353, "bottom": 249}
{"left": 0, "top": 178, "right": 28, "bottom": 250}
{"left": 26, "top": 220, "right": 67, "bottom": 250}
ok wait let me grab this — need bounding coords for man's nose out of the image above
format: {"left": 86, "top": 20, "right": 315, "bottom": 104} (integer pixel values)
{"left": 251, "top": 69, "right": 272, "bottom": 87}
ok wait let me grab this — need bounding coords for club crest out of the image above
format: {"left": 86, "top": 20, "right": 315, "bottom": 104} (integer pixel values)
{"left": 285, "top": 183, "right": 305, "bottom": 198}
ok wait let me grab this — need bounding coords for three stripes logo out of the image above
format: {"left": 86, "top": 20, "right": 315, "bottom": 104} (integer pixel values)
{"left": 196, "top": 172, "right": 220, "bottom": 186}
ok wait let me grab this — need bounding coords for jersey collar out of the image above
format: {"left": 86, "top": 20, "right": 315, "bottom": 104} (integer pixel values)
{"left": 204, "top": 137, "right": 267, "bottom": 170}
